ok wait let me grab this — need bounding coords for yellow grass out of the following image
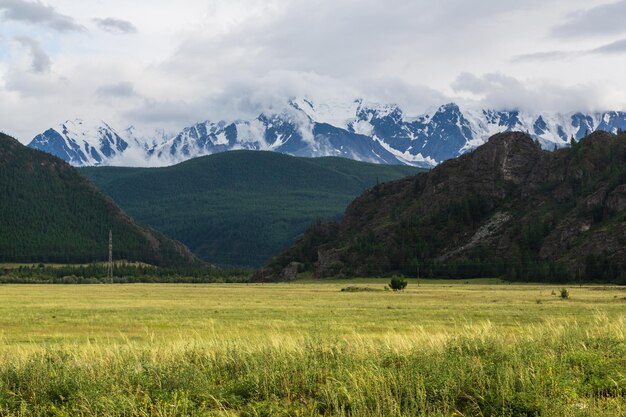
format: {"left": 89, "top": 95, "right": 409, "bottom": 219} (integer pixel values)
{"left": 0, "top": 281, "right": 624, "bottom": 416}
{"left": 0, "top": 281, "right": 623, "bottom": 347}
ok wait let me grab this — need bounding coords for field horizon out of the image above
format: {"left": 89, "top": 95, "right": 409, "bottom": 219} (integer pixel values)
{"left": 0, "top": 281, "right": 624, "bottom": 416}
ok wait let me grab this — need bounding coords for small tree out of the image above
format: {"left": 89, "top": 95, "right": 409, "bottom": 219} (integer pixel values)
{"left": 560, "top": 288, "right": 569, "bottom": 300}
{"left": 389, "top": 276, "right": 408, "bottom": 291}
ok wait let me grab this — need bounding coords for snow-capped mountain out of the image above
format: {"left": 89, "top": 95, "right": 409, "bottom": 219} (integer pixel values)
{"left": 149, "top": 105, "right": 405, "bottom": 166}
{"left": 28, "top": 119, "right": 130, "bottom": 166}
{"left": 27, "top": 100, "right": 626, "bottom": 168}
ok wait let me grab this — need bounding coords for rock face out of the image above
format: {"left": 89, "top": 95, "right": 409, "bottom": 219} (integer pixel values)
{"left": 606, "top": 184, "right": 626, "bottom": 214}
{"left": 257, "top": 131, "right": 626, "bottom": 282}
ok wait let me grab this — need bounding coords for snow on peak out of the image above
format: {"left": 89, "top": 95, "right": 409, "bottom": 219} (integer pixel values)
{"left": 290, "top": 97, "right": 361, "bottom": 129}
{"left": 27, "top": 100, "right": 626, "bottom": 168}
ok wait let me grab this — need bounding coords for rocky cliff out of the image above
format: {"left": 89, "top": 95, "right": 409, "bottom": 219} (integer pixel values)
{"left": 256, "top": 131, "right": 626, "bottom": 282}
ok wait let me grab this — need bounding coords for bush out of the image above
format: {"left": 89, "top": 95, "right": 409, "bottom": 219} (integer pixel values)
{"left": 340, "top": 286, "right": 380, "bottom": 292}
{"left": 560, "top": 288, "right": 569, "bottom": 299}
{"left": 389, "top": 276, "right": 408, "bottom": 291}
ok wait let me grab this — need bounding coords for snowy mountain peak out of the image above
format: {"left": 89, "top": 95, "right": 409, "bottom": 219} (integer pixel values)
{"left": 437, "top": 102, "right": 462, "bottom": 113}
{"left": 356, "top": 102, "right": 403, "bottom": 123}
{"left": 290, "top": 97, "right": 361, "bottom": 129}
{"left": 27, "top": 100, "right": 626, "bottom": 168}
{"left": 28, "top": 119, "right": 128, "bottom": 166}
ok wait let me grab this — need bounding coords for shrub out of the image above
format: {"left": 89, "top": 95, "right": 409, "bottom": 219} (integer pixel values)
{"left": 389, "top": 276, "right": 408, "bottom": 291}
{"left": 560, "top": 288, "right": 569, "bottom": 299}
{"left": 340, "top": 286, "right": 380, "bottom": 292}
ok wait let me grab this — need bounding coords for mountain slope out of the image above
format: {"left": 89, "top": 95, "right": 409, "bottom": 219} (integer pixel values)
{"left": 0, "top": 132, "right": 199, "bottom": 266}
{"left": 28, "top": 100, "right": 626, "bottom": 168}
{"left": 257, "top": 132, "right": 626, "bottom": 282}
{"left": 80, "top": 151, "right": 422, "bottom": 266}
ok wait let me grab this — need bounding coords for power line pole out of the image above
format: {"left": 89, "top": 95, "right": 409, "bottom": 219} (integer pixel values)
{"left": 417, "top": 263, "right": 420, "bottom": 287}
{"left": 416, "top": 260, "right": 420, "bottom": 287}
{"left": 107, "top": 229, "right": 113, "bottom": 279}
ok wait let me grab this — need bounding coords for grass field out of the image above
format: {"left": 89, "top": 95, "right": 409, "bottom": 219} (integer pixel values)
{"left": 0, "top": 280, "right": 624, "bottom": 416}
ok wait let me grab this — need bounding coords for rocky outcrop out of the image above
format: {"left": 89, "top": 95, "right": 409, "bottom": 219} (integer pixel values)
{"left": 606, "top": 184, "right": 626, "bottom": 214}
{"left": 437, "top": 212, "right": 513, "bottom": 262}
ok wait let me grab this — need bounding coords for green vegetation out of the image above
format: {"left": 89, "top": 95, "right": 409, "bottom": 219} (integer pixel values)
{"left": 262, "top": 132, "right": 626, "bottom": 282}
{"left": 0, "top": 262, "right": 250, "bottom": 283}
{"left": 389, "top": 275, "right": 408, "bottom": 291}
{"left": 80, "top": 151, "right": 422, "bottom": 266}
{"left": 0, "top": 133, "right": 198, "bottom": 266}
{"left": 0, "top": 282, "right": 624, "bottom": 416}
{"left": 560, "top": 287, "right": 570, "bottom": 299}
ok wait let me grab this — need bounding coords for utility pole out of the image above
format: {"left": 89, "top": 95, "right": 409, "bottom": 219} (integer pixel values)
{"left": 416, "top": 260, "right": 420, "bottom": 287}
{"left": 107, "top": 229, "right": 113, "bottom": 278}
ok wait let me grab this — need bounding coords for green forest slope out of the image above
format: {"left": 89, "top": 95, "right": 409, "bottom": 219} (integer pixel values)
{"left": 0, "top": 133, "right": 198, "bottom": 266}
{"left": 81, "top": 151, "right": 422, "bottom": 266}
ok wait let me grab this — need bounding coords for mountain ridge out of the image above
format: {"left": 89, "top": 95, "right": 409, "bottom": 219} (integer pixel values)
{"left": 255, "top": 131, "right": 626, "bottom": 282}
{"left": 27, "top": 100, "right": 626, "bottom": 168}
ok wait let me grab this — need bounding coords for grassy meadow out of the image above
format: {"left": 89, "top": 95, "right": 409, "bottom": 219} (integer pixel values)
{"left": 0, "top": 280, "right": 624, "bottom": 416}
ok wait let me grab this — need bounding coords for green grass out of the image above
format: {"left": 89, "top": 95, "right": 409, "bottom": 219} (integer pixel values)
{"left": 0, "top": 282, "right": 624, "bottom": 416}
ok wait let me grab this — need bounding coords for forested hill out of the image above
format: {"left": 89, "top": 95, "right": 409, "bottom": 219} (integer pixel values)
{"left": 81, "top": 151, "right": 422, "bottom": 266}
{"left": 257, "top": 132, "right": 626, "bottom": 282}
{"left": 0, "top": 132, "right": 199, "bottom": 266}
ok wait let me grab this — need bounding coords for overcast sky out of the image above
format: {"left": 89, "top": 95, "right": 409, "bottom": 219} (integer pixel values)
{"left": 1, "top": 0, "right": 626, "bottom": 142}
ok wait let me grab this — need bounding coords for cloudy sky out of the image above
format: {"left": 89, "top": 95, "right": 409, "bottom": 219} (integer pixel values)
{"left": 1, "top": 0, "right": 626, "bottom": 142}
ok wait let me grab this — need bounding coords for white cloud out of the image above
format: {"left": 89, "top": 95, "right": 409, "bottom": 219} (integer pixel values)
{"left": 452, "top": 72, "right": 608, "bottom": 113}
{"left": 591, "top": 38, "right": 626, "bottom": 54}
{"left": 124, "top": 98, "right": 206, "bottom": 127}
{"left": 0, "top": 0, "right": 625, "bottom": 142}
{"left": 513, "top": 37, "right": 626, "bottom": 63}
{"left": 552, "top": 1, "right": 626, "bottom": 39}
{"left": 96, "top": 81, "right": 137, "bottom": 98}
{"left": 14, "top": 36, "right": 51, "bottom": 73}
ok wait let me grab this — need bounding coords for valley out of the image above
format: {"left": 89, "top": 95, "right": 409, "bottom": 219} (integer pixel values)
{"left": 81, "top": 151, "right": 421, "bottom": 266}
{"left": 2, "top": 1, "right": 626, "bottom": 415}
{"left": 0, "top": 281, "right": 623, "bottom": 415}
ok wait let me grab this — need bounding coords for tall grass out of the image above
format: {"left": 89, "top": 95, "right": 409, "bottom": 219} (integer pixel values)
{"left": 0, "top": 315, "right": 624, "bottom": 416}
